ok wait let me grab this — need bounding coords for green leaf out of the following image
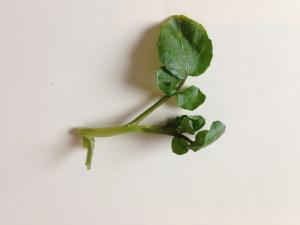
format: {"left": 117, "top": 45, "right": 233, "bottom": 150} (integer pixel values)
{"left": 157, "top": 67, "right": 181, "bottom": 96}
{"left": 177, "top": 115, "right": 205, "bottom": 134}
{"left": 171, "top": 137, "right": 189, "bottom": 155}
{"left": 177, "top": 86, "right": 206, "bottom": 110}
{"left": 157, "top": 15, "right": 213, "bottom": 79}
{"left": 165, "top": 115, "right": 206, "bottom": 134}
{"left": 83, "top": 136, "right": 95, "bottom": 169}
{"left": 190, "top": 121, "right": 225, "bottom": 151}
{"left": 188, "top": 115, "right": 206, "bottom": 131}
{"left": 201, "top": 121, "right": 226, "bottom": 147}
{"left": 178, "top": 116, "right": 195, "bottom": 134}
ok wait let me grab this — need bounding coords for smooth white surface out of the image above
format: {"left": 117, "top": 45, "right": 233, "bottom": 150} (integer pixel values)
{"left": 1, "top": 0, "right": 300, "bottom": 224}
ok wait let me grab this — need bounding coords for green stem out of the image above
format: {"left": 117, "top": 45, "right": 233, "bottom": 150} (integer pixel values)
{"left": 75, "top": 120, "right": 192, "bottom": 170}
{"left": 127, "top": 95, "right": 170, "bottom": 125}
{"left": 75, "top": 79, "right": 187, "bottom": 170}
{"left": 75, "top": 125, "right": 143, "bottom": 137}
{"left": 74, "top": 124, "right": 193, "bottom": 143}
{"left": 128, "top": 79, "right": 185, "bottom": 125}
{"left": 75, "top": 124, "right": 166, "bottom": 137}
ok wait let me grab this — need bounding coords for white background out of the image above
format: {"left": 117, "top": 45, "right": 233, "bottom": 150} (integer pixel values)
{"left": 1, "top": 0, "right": 300, "bottom": 224}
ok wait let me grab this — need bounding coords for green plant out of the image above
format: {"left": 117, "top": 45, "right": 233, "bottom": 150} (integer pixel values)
{"left": 74, "top": 15, "right": 226, "bottom": 169}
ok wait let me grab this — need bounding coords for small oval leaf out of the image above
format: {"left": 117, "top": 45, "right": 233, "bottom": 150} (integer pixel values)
{"left": 177, "top": 86, "right": 206, "bottom": 110}
{"left": 190, "top": 121, "right": 226, "bottom": 151}
{"left": 164, "top": 115, "right": 205, "bottom": 134}
{"left": 171, "top": 137, "right": 189, "bottom": 155}
{"left": 200, "top": 121, "right": 226, "bottom": 147}
{"left": 157, "top": 67, "right": 181, "bottom": 96}
{"left": 157, "top": 15, "right": 213, "bottom": 79}
{"left": 178, "top": 116, "right": 195, "bottom": 134}
{"left": 188, "top": 115, "right": 205, "bottom": 131}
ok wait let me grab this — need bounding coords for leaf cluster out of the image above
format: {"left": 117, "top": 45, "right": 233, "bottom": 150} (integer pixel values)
{"left": 77, "top": 15, "right": 225, "bottom": 169}
{"left": 155, "top": 15, "right": 225, "bottom": 154}
{"left": 163, "top": 116, "right": 225, "bottom": 155}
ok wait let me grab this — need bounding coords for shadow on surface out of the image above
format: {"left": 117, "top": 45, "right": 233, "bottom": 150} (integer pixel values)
{"left": 55, "top": 22, "right": 179, "bottom": 166}
{"left": 51, "top": 129, "right": 82, "bottom": 166}
{"left": 93, "top": 22, "right": 177, "bottom": 125}
{"left": 125, "top": 23, "right": 161, "bottom": 95}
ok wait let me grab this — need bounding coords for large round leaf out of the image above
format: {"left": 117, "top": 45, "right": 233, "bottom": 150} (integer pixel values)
{"left": 157, "top": 15, "right": 213, "bottom": 79}
{"left": 177, "top": 86, "right": 206, "bottom": 110}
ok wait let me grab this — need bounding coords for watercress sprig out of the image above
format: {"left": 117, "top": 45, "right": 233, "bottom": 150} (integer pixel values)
{"left": 74, "top": 15, "right": 226, "bottom": 169}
